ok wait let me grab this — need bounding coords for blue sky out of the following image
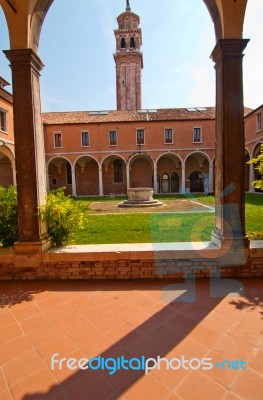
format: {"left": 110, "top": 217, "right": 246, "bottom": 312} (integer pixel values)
{"left": 0, "top": 0, "right": 262, "bottom": 111}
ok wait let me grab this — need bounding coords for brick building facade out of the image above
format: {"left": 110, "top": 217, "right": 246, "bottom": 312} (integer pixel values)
{"left": 0, "top": 2, "right": 262, "bottom": 197}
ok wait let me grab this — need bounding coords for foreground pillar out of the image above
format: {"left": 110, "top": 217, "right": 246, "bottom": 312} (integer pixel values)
{"left": 211, "top": 39, "right": 249, "bottom": 255}
{"left": 4, "top": 49, "right": 49, "bottom": 254}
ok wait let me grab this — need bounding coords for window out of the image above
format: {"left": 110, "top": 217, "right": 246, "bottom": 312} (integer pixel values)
{"left": 193, "top": 127, "right": 202, "bottom": 143}
{"left": 81, "top": 131, "right": 89, "bottom": 147}
{"left": 256, "top": 112, "right": 262, "bottom": 131}
{"left": 165, "top": 128, "right": 173, "bottom": 144}
{"left": 130, "top": 37, "right": 135, "bottom": 49}
{"left": 0, "top": 109, "right": 7, "bottom": 132}
{"left": 114, "top": 160, "right": 123, "bottom": 183}
{"left": 136, "top": 129, "right": 145, "bottom": 145}
{"left": 121, "top": 38, "right": 126, "bottom": 49}
{"left": 109, "top": 130, "right": 117, "bottom": 146}
{"left": 54, "top": 132, "right": 62, "bottom": 148}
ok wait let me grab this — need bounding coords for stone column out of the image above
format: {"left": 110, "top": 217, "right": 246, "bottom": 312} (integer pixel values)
{"left": 126, "top": 163, "right": 130, "bottom": 190}
{"left": 99, "top": 165, "right": 104, "bottom": 196}
{"left": 4, "top": 49, "right": 49, "bottom": 253}
{"left": 249, "top": 162, "right": 255, "bottom": 193}
{"left": 11, "top": 161, "right": 16, "bottom": 186}
{"left": 210, "top": 39, "right": 249, "bottom": 252}
{"left": 181, "top": 162, "right": 186, "bottom": 194}
{"left": 153, "top": 164, "right": 158, "bottom": 193}
{"left": 71, "top": 167, "right": 77, "bottom": 197}
{"left": 209, "top": 162, "right": 214, "bottom": 193}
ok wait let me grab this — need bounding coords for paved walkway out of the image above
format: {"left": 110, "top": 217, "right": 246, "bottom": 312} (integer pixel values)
{"left": 88, "top": 199, "right": 214, "bottom": 214}
{"left": 0, "top": 279, "right": 262, "bottom": 399}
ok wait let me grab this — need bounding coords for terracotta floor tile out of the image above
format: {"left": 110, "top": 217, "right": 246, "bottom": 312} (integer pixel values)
{"left": 3, "top": 350, "right": 46, "bottom": 387}
{"left": 144, "top": 324, "right": 183, "bottom": 353}
{"left": 223, "top": 392, "right": 245, "bottom": 400}
{"left": 19, "top": 313, "right": 52, "bottom": 333}
{"left": 45, "top": 304, "right": 76, "bottom": 323}
{"left": 176, "top": 370, "right": 227, "bottom": 400}
{"left": 0, "top": 369, "right": 7, "bottom": 393}
{"left": 36, "top": 296, "right": 65, "bottom": 312}
{"left": 181, "top": 302, "right": 214, "bottom": 321}
{"left": 9, "top": 302, "right": 41, "bottom": 321}
{"left": 106, "top": 322, "right": 141, "bottom": 344}
{"left": 150, "top": 353, "right": 191, "bottom": 391}
{"left": 49, "top": 350, "right": 87, "bottom": 383}
{"left": 122, "top": 334, "right": 167, "bottom": 360}
{"left": 171, "top": 336, "right": 210, "bottom": 359}
{"left": 211, "top": 334, "right": 257, "bottom": 361}
{"left": 0, "top": 335, "right": 34, "bottom": 365}
{"left": 76, "top": 303, "right": 109, "bottom": 320}
{"left": 123, "top": 309, "right": 154, "bottom": 329}
{"left": 165, "top": 312, "right": 200, "bottom": 335}
{"left": 64, "top": 371, "right": 115, "bottom": 400}
{"left": 232, "top": 369, "right": 263, "bottom": 400}
{"left": 147, "top": 302, "right": 186, "bottom": 323}
{"left": 199, "top": 310, "right": 237, "bottom": 334}
{"left": 79, "top": 336, "right": 113, "bottom": 359}
{"left": 0, "top": 390, "right": 13, "bottom": 400}
{"left": 54, "top": 314, "right": 88, "bottom": 331}
{"left": 202, "top": 350, "right": 244, "bottom": 389}
{"left": 37, "top": 335, "right": 78, "bottom": 365}
{"left": 227, "top": 321, "right": 263, "bottom": 347}
{"left": 188, "top": 324, "right": 224, "bottom": 349}
{"left": 247, "top": 349, "right": 263, "bottom": 375}
{"left": 0, "top": 312, "right": 17, "bottom": 328}
{"left": 0, "top": 323, "right": 23, "bottom": 346}
{"left": 121, "top": 373, "right": 172, "bottom": 400}
{"left": 63, "top": 322, "right": 103, "bottom": 347}
{"left": 87, "top": 312, "right": 123, "bottom": 334}
{"left": 11, "top": 368, "right": 59, "bottom": 400}
{"left": 27, "top": 322, "right": 63, "bottom": 346}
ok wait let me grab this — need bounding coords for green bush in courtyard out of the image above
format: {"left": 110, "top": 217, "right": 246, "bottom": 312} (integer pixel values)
{"left": 248, "top": 143, "right": 263, "bottom": 190}
{"left": 40, "top": 188, "right": 86, "bottom": 246}
{"left": 0, "top": 185, "right": 18, "bottom": 247}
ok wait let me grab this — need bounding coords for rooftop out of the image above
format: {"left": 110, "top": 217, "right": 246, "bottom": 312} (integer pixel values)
{"left": 42, "top": 107, "right": 253, "bottom": 125}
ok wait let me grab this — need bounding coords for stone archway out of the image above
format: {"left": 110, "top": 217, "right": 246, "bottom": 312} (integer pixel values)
{"left": 185, "top": 152, "right": 210, "bottom": 193}
{"left": 156, "top": 153, "right": 182, "bottom": 193}
{"left": 102, "top": 155, "right": 127, "bottom": 195}
{"left": 75, "top": 156, "right": 99, "bottom": 196}
{"left": 129, "top": 154, "right": 153, "bottom": 188}
{"left": 48, "top": 157, "right": 72, "bottom": 195}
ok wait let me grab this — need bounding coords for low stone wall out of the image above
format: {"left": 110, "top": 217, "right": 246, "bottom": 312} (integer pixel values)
{"left": 0, "top": 245, "right": 262, "bottom": 280}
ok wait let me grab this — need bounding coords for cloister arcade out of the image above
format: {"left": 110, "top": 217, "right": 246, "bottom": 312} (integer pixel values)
{"left": 0, "top": 0, "right": 255, "bottom": 258}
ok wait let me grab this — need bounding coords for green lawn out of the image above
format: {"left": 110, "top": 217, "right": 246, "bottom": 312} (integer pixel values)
{"left": 74, "top": 194, "right": 263, "bottom": 244}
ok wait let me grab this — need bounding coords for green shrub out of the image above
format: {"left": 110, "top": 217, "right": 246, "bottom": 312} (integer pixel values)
{"left": 0, "top": 185, "right": 18, "bottom": 247}
{"left": 40, "top": 188, "right": 86, "bottom": 246}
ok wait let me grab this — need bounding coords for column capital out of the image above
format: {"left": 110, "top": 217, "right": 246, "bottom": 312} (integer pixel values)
{"left": 211, "top": 39, "right": 250, "bottom": 64}
{"left": 4, "top": 49, "right": 44, "bottom": 76}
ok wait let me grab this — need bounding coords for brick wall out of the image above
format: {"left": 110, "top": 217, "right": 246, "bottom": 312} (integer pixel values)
{"left": 0, "top": 248, "right": 262, "bottom": 280}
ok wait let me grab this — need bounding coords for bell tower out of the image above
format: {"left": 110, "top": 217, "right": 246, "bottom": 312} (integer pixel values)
{"left": 114, "top": 1, "right": 143, "bottom": 111}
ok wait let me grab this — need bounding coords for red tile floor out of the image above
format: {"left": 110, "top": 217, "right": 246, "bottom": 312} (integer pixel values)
{"left": 0, "top": 278, "right": 262, "bottom": 400}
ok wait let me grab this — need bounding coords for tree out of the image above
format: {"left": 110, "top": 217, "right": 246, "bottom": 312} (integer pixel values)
{"left": 248, "top": 144, "right": 263, "bottom": 190}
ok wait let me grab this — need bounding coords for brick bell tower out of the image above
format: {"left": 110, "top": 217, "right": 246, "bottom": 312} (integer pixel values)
{"left": 114, "top": 0, "right": 143, "bottom": 111}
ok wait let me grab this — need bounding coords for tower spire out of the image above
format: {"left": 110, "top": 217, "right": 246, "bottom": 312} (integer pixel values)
{"left": 126, "top": 0, "right": 131, "bottom": 12}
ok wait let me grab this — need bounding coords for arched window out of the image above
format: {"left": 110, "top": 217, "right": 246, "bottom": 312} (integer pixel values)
{"left": 114, "top": 160, "right": 123, "bottom": 183}
{"left": 189, "top": 171, "right": 204, "bottom": 192}
{"left": 121, "top": 38, "right": 126, "bottom": 49}
{"left": 130, "top": 37, "right": 135, "bottom": 49}
{"left": 171, "top": 172, "right": 179, "bottom": 193}
{"left": 161, "top": 173, "right": 170, "bottom": 193}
